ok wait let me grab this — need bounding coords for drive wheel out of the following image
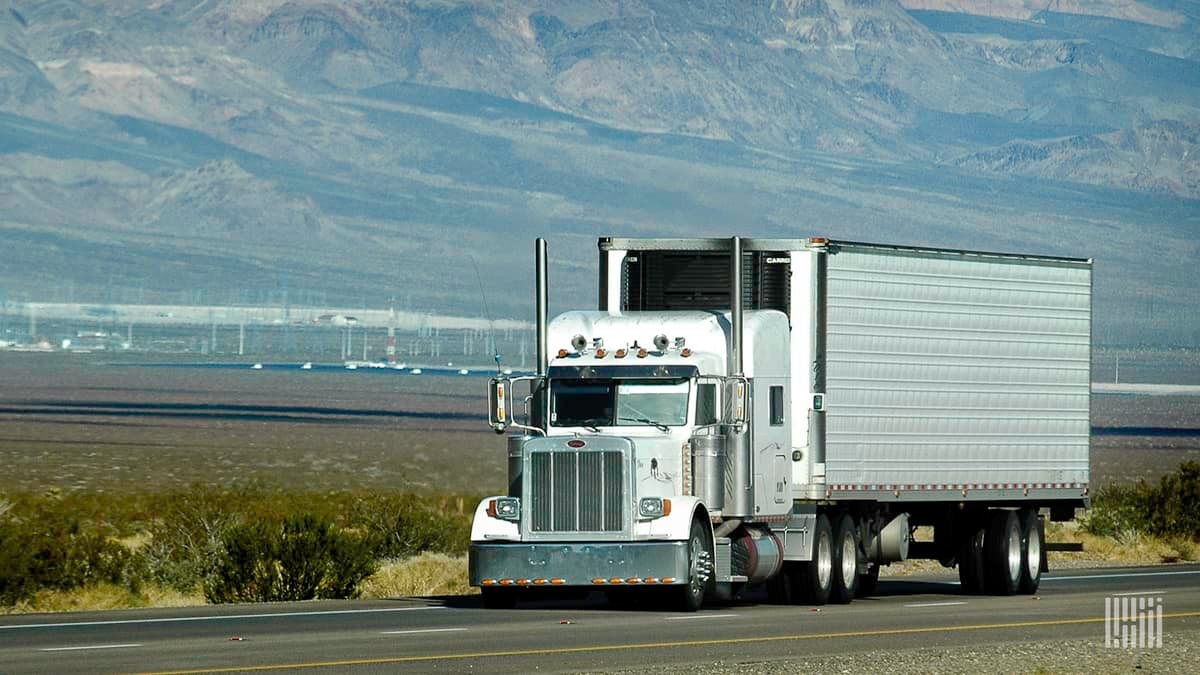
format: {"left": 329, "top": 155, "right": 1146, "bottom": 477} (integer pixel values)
{"left": 480, "top": 587, "right": 518, "bottom": 609}
{"left": 796, "top": 513, "right": 833, "bottom": 605}
{"left": 830, "top": 513, "right": 860, "bottom": 604}
{"left": 984, "top": 509, "right": 1022, "bottom": 596}
{"left": 1018, "top": 508, "right": 1043, "bottom": 594}
{"left": 673, "top": 517, "right": 713, "bottom": 612}
{"left": 957, "top": 519, "right": 986, "bottom": 595}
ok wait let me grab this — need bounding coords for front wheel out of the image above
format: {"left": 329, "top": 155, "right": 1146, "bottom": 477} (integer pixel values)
{"left": 673, "top": 516, "right": 713, "bottom": 612}
{"left": 480, "top": 587, "right": 517, "bottom": 609}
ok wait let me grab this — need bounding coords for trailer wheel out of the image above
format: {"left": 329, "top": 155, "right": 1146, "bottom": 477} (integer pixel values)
{"left": 480, "top": 587, "right": 518, "bottom": 609}
{"left": 796, "top": 513, "right": 834, "bottom": 605}
{"left": 957, "top": 521, "right": 986, "bottom": 595}
{"left": 673, "top": 516, "right": 713, "bottom": 612}
{"left": 830, "top": 514, "right": 860, "bottom": 604}
{"left": 1018, "top": 509, "right": 1043, "bottom": 594}
{"left": 984, "top": 510, "right": 1022, "bottom": 596}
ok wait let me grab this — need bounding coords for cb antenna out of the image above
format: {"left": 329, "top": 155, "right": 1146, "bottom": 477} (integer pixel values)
{"left": 470, "top": 255, "right": 503, "bottom": 374}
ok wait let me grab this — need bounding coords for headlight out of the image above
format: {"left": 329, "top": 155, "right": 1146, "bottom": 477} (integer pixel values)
{"left": 638, "top": 497, "right": 671, "bottom": 519}
{"left": 488, "top": 497, "right": 520, "bottom": 522}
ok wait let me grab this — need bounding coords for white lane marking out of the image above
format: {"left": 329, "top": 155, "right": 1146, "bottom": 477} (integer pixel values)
{"left": 904, "top": 601, "right": 967, "bottom": 608}
{"left": 41, "top": 643, "right": 143, "bottom": 652}
{"left": 1043, "top": 570, "right": 1200, "bottom": 582}
{"left": 665, "top": 614, "right": 739, "bottom": 621}
{"left": 2, "top": 606, "right": 444, "bottom": 631}
{"left": 381, "top": 627, "right": 468, "bottom": 635}
{"left": 1112, "top": 590, "right": 1168, "bottom": 596}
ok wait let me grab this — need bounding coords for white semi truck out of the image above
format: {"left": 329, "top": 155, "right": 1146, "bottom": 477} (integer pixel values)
{"left": 471, "top": 237, "right": 1091, "bottom": 610}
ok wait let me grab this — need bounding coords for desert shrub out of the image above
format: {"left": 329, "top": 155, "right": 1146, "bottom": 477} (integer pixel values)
{"left": 351, "top": 494, "right": 473, "bottom": 559}
{"left": 0, "top": 497, "right": 135, "bottom": 605}
{"left": 1085, "top": 461, "right": 1200, "bottom": 540}
{"left": 203, "top": 512, "right": 376, "bottom": 604}
{"left": 1144, "top": 461, "right": 1200, "bottom": 539}
{"left": 1083, "top": 482, "right": 1152, "bottom": 538}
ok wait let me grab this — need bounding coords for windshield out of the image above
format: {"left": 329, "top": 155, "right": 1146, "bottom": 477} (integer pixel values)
{"left": 550, "top": 378, "right": 690, "bottom": 428}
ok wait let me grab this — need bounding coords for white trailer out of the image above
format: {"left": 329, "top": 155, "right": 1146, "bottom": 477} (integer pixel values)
{"left": 471, "top": 237, "right": 1091, "bottom": 609}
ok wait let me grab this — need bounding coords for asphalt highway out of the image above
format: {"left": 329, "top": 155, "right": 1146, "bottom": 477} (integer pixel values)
{"left": 3, "top": 564, "right": 1199, "bottom": 674}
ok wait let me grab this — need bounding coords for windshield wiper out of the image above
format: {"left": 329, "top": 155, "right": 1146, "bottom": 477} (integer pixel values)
{"left": 618, "top": 415, "right": 670, "bottom": 432}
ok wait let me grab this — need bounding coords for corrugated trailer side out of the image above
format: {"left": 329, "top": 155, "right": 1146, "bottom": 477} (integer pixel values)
{"left": 820, "top": 242, "right": 1091, "bottom": 503}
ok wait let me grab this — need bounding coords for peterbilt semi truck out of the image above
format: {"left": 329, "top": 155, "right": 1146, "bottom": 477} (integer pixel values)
{"left": 470, "top": 237, "right": 1091, "bottom": 610}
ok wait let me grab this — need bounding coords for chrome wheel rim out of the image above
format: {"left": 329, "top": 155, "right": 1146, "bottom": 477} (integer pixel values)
{"left": 816, "top": 531, "right": 832, "bottom": 590}
{"left": 841, "top": 530, "right": 858, "bottom": 584}
{"left": 1006, "top": 523, "right": 1022, "bottom": 583}
{"left": 1025, "top": 521, "right": 1041, "bottom": 581}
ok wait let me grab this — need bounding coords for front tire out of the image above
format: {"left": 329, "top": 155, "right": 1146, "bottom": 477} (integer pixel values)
{"left": 480, "top": 587, "right": 518, "bottom": 609}
{"left": 673, "top": 516, "right": 713, "bottom": 612}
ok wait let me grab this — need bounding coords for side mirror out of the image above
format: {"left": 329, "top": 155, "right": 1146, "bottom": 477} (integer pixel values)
{"left": 489, "top": 378, "right": 511, "bottom": 433}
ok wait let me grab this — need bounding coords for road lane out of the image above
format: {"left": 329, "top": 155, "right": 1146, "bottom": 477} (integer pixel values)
{"left": 2, "top": 564, "right": 1197, "bottom": 674}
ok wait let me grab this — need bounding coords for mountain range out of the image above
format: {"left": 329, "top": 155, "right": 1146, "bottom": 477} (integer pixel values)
{"left": 0, "top": 0, "right": 1197, "bottom": 345}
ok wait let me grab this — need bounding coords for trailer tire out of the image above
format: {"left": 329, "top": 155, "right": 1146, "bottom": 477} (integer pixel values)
{"left": 984, "top": 510, "right": 1022, "bottom": 596}
{"left": 480, "top": 587, "right": 518, "bottom": 609}
{"left": 957, "top": 521, "right": 987, "bottom": 595}
{"left": 830, "top": 514, "right": 860, "bottom": 604}
{"left": 1018, "top": 509, "right": 1043, "bottom": 594}
{"left": 797, "top": 513, "right": 834, "bottom": 605}
{"left": 673, "top": 516, "right": 713, "bottom": 612}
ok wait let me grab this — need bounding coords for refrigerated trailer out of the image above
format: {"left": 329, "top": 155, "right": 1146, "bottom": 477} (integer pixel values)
{"left": 471, "top": 237, "right": 1091, "bottom": 610}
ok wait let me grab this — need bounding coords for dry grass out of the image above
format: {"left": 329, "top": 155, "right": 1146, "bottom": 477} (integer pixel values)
{"left": 3, "top": 584, "right": 204, "bottom": 615}
{"left": 359, "top": 553, "right": 475, "bottom": 599}
{"left": 1046, "top": 520, "right": 1200, "bottom": 565}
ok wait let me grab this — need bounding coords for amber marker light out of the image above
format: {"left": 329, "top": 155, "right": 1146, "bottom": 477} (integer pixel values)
{"left": 595, "top": 348, "right": 607, "bottom": 357}
{"left": 481, "top": 579, "right": 496, "bottom": 586}
{"left": 626, "top": 578, "right": 642, "bottom": 584}
{"left": 644, "top": 577, "right": 659, "bottom": 584}
{"left": 615, "top": 348, "right": 627, "bottom": 358}
{"left": 557, "top": 348, "right": 568, "bottom": 358}
{"left": 680, "top": 348, "right": 691, "bottom": 357}
{"left": 592, "top": 578, "right": 607, "bottom": 585}
{"left": 662, "top": 577, "right": 677, "bottom": 584}
{"left": 551, "top": 578, "right": 566, "bottom": 585}
{"left": 637, "top": 348, "right": 647, "bottom": 358}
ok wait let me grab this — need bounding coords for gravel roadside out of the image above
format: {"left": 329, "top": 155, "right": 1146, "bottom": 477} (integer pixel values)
{"left": 580, "top": 628, "right": 1200, "bottom": 674}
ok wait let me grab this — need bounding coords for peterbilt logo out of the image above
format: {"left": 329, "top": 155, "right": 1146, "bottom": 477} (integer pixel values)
{"left": 567, "top": 439, "right": 586, "bottom": 448}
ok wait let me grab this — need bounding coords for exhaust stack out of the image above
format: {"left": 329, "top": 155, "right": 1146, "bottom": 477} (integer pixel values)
{"left": 536, "top": 238, "right": 548, "bottom": 377}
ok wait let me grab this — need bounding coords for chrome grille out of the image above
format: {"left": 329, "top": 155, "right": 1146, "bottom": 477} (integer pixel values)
{"left": 530, "top": 449, "right": 624, "bottom": 533}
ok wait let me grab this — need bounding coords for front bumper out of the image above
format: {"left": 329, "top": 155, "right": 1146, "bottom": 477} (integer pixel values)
{"left": 470, "top": 540, "right": 689, "bottom": 587}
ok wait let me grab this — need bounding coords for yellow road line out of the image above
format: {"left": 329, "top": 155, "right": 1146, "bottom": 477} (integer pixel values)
{"left": 136, "top": 611, "right": 1200, "bottom": 674}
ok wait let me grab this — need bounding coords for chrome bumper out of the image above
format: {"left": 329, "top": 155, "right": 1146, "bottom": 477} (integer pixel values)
{"left": 469, "top": 540, "right": 689, "bottom": 586}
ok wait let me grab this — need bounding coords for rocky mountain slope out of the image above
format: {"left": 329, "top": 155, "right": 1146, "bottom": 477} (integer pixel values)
{"left": 0, "top": 0, "right": 1197, "bottom": 344}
